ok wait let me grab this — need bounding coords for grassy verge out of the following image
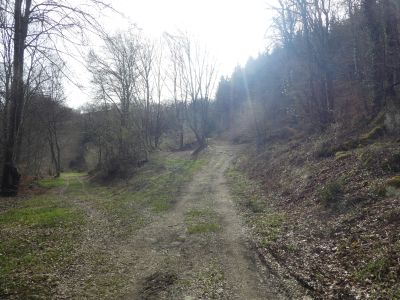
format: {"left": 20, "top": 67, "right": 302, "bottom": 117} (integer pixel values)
{"left": 0, "top": 181, "right": 84, "bottom": 298}
{"left": 82, "top": 156, "right": 205, "bottom": 237}
{"left": 0, "top": 154, "right": 204, "bottom": 298}
{"left": 226, "top": 166, "right": 286, "bottom": 246}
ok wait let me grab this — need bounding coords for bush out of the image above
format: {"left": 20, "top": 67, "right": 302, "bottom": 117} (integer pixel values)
{"left": 314, "top": 141, "right": 335, "bottom": 158}
{"left": 318, "top": 180, "right": 344, "bottom": 207}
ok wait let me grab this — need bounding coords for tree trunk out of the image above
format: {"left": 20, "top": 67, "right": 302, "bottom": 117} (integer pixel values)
{"left": 383, "top": 0, "right": 400, "bottom": 99}
{"left": 1, "top": 0, "right": 32, "bottom": 196}
{"left": 48, "top": 127, "right": 61, "bottom": 178}
{"left": 179, "top": 125, "right": 184, "bottom": 149}
{"left": 364, "top": 0, "right": 385, "bottom": 115}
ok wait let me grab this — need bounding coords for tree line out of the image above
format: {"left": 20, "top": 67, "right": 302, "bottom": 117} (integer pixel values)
{"left": 215, "top": 0, "right": 400, "bottom": 143}
{"left": 0, "top": 0, "right": 217, "bottom": 196}
{"left": 83, "top": 29, "right": 217, "bottom": 177}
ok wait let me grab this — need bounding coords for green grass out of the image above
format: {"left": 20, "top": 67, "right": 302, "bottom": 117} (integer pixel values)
{"left": 0, "top": 206, "right": 76, "bottom": 227}
{"left": 0, "top": 190, "right": 84, "bottom": 298}
{"left": 187, "top": 209, "right": 212, "bottom": 218}
{"left": 129, "top": 157, "right": 204, "bottom": 213}
{"left": 187, "top": 222, "right": 220, "bottom": 234}
{"left": 226, "top": 164, "right": 286, "bottom": 246}
{"left": 251, "top": 213, "right": 286, "bottom": 246}
{"left": 88, "top": 157, "right": 205, "bottom": 233}
{"left": 226, "top": 168, "right": 266, "bottom": 213}
{"left": 37, "top": 176, "right": 65, "bottom": 188}
{"left": 0, "top": 155, "right": 205, "bottom": 298}
{"left": 355, "top": 256, "right": 391, "bottom": 282}
{"left": 36, "top": 172, "right": 83, "bottom": 188}
{"left": 185, "top": 208, "right": 220, "bottom": 234}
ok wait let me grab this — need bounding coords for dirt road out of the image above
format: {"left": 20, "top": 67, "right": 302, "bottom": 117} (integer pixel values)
{"left": 53, "top": 143, "right": 304, "bottom": 299}
{"left": 118, "top": 143, "right": 300, "bottom": 299}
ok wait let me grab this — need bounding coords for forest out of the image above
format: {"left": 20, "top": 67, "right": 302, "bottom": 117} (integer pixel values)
{"left": 0, "top": 0, "right": 400, "bottom": 299}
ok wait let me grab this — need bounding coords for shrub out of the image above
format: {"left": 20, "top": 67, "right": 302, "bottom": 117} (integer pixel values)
{"left": 314, "top": 142, "right": 335, "bottom": 158}
{"left": 318, "top": 180, "right": 344, "bottom": 207}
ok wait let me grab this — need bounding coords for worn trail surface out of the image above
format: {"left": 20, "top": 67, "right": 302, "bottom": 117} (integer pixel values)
{"left": 56, "top": 143, "right": 303, "bottom": 299}
{"left": 120, "top": 143, "right": 293, "bottom": 299}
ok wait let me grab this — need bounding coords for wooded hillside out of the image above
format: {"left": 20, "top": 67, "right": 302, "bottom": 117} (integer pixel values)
{"left": 214, "top": 0, "right": 400, "bottom": 297}
{"left": 215, "top": 0, "right": 400, "bottom": 141}
{"left": 0, "top": 0, "right": 400, "bottom": 298}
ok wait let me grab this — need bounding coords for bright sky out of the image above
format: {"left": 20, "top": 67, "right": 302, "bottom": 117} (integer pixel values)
{"left": 65, "top": 0, "right": 273, "bottom": 108}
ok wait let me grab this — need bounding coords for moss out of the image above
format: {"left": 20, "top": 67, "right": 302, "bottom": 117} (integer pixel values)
{"left": 371, "top": 110, "right": 386, "bottom": 128}
{"left": 315, "top": 139, "right": 360, "bottom": 159}
{"left": 386, "top": 176, "right": 400, "bottom": 188}
{"left": 359, "top": 126, "right": 385, "bottom": 143}
{"left": 335, "top": 151, "right": 352, "bottom": 161}
{"left": 359, "top": 150, "right": 374, "bottom": 167}
{"left": 320, "top": 126, "right": 386, "bottom": 162}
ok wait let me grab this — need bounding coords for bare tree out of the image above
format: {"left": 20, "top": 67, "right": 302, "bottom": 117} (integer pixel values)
{"left": 180, "top": 34, "right": 217, "bottom": 147}
{"left": 164, "top": 32, "right": 187, "bottom": 149}
{"left": 151, "top": 40, "right": 166, "bottom": 148}
{"left": 0, "top": 0, "right": 110, "bottom": 195}
{"left": 137, "top": 36, "right": 155, "bottom": 150}
{"left": 42, "top": 62, "right": 69, "bottom": 177}
{"left": 88, "top": 29, "right": 146, "bottom": 174}
{"left": 165, "top": 32, "right": 217, "bottom": 148}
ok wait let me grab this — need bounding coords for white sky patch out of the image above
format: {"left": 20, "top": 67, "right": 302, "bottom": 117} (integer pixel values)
{"left": 65, "top": 0, "right": 273, "bottom": 108}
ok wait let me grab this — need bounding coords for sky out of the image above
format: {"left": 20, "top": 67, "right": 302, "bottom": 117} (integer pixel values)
{"left": 65, "top": 0, "right": 274, "bottom": 108}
